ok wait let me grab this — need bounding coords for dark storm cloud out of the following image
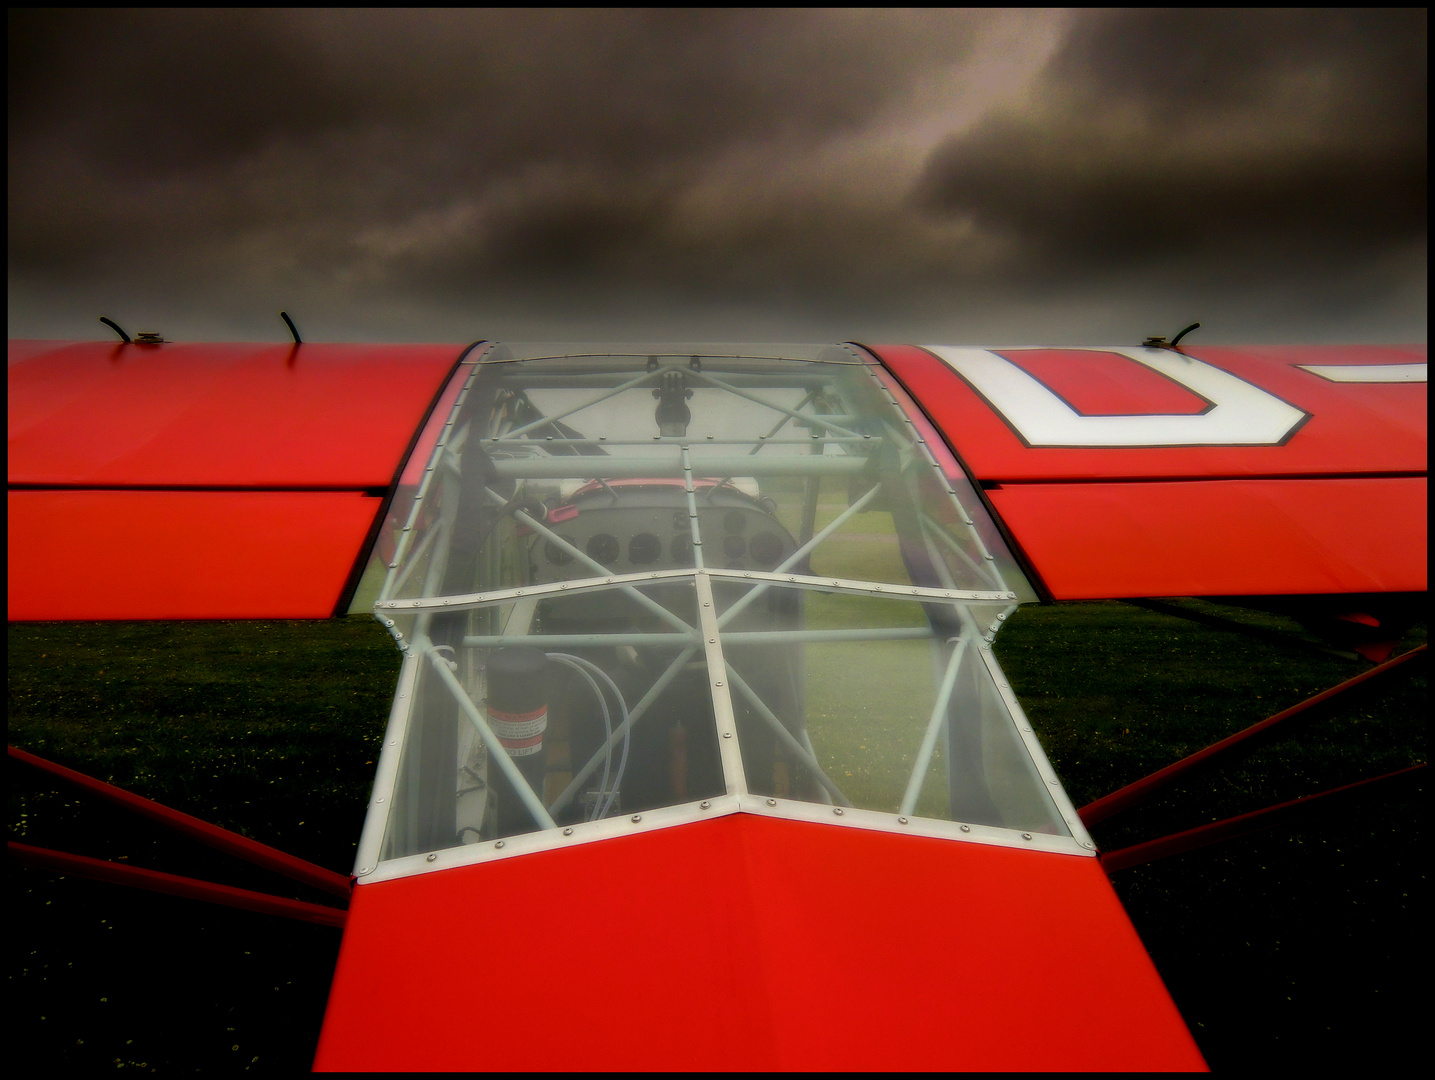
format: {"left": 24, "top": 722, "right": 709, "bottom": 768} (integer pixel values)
{"left": 916, "top": 9, "right": 1427, "bottom": 276}
{"left": 7, "top": 9, "right": 1426, "bottom": 343}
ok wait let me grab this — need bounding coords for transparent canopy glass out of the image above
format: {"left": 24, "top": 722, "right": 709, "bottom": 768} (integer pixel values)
{"left": 359, "top": 345, "right": 1071, "bottom": 874}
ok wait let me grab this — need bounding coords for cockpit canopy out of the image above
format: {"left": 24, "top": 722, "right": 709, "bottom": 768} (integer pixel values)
{"left": 352, "top": 345, "right": 1085, "bottom": 880}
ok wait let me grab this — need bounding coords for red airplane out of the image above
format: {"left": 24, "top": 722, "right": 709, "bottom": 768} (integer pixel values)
{"left": 8, "top": 325, "right": 1426, "bottom": 1070}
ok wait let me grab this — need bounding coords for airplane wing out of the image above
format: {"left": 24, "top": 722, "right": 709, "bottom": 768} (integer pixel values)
{"left": 866, "top": 343, "right": 1426, "bottom": 600}
{"left": 8, "top": 339, "right": 476, "bottom": 619}
{"left": 10, "top": 337, "right": 1423, "bottom": 1071}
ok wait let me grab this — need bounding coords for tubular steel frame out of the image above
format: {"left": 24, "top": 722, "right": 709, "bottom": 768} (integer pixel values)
{"left": 355, "top": 348, "right": 1094, "bottom": 884}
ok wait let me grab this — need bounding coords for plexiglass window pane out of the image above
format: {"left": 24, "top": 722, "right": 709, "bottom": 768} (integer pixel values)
{"left": 381, "top": 579, "right": 725, "bottom": 861}
{"left": 722, "top": 587, "right": 1067, "bottom": 834}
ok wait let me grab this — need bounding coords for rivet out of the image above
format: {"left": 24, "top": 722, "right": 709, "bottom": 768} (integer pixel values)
{"left": 375, "top": 797, "right": 385, "bottom": 803}
{"left": 983, "top": 554, "right": 995, "bottom": 560}
{"left": 722, "top": 732, "right": 732, "bottom": 739}
{"left": 700, "top": 801, "right": 711, "bottom": 809}
{"left": 631, "top": 815, "right": 642, "bottom": 823}
{"left": 833, "top": 807, "right": 844, "bottom": 816}
{"left": 766, "top": 798, "right": 777, "bottom": 807}
{"left": 1083, "top": 842, "right": 1096, "bottom": 850}
{"left": 1048, "top": 778, "right": 1058, "bottom": 786}
{"left": 960, "top": 824, "right": 971, "bottom": 832}
{"left": 426, "top": 853, "right": 437, "bottom": 862}
{"left": 898, "top": 816, "right": 909, "bottom": 824}
{"left": 560, "top": 584, "right": 568, "bottom": 590}
{"left": 563, "top": 828, "right": 573, "bottom": 836}
{"left": 703, "top": 601, "right": 711, "bottom": 607}
{"left": 495, "top": 840, "right": 505, "bottom": 849}
{"left": 388, "top": 562, "right": 398, "bottom": 568}
{"left": 1022, "top": 833, "right": 1033, "bottom": 840}
{"left": 997, "top": 613, "right": 1007, "bottom": 621}
{"left": 715, "top": 681, "right": 723, "bottom": 687}
{"left": 359, "top": 866, "right": 374, "bottom": 876}
{"left": 709, "top": 637, "right": 717, "bottom": 643}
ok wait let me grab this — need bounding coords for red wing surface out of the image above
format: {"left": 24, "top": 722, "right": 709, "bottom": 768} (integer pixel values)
{"left": 867, "top": 344, "right": 1427, "bottom": 599}
{"left": 8, "top": 340, "right": 471, "bottom": 619}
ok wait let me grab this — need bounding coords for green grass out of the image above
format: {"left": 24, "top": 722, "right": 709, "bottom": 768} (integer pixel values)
{"left": 8, "top": 602, "right": 1426, "bottom": 1069}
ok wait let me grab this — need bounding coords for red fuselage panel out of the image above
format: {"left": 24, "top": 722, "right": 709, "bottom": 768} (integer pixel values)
{"left": 315, "top": 816, "right": 1205, "bottom": 1071}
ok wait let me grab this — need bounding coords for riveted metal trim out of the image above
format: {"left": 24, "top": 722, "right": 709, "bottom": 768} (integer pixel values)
{"left": 358, "top": 796, "right": 744, "bottom": 883}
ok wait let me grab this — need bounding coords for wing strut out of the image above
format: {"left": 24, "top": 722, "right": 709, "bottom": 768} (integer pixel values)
{"left": 1077, "top": 644, "right": 1426, "bottom": 828}
{"left": 8, "top": 745, "right": 352, "bottom": 899}
{"left": 9, "top": 841, "right": 346, "bottom": 927}
{"left": 1098, "top": 763, "right": 1426, "bottom": 873}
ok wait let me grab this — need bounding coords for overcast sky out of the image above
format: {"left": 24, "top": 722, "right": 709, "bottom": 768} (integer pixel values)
{"left": 8, "top": 9, "right": 1426, "bottom": 345}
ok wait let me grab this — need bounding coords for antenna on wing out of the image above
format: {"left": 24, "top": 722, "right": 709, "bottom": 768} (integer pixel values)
{"left": 280, "top": 311, "right": 303, "bottom": 344}
{"left": 99, "top": 316, "right": 131, "bottom": 343}
{"left": 1143, "top": 322, "right": 1201, "bottom": 349}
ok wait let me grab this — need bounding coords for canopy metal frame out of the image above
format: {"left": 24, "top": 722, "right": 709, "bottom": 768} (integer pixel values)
{"left": 355, "top": 347, "right": 1092, "bottom": 883}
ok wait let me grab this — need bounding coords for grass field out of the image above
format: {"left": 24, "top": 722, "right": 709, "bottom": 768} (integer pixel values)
{"left": 8, "top": 600, "right": 1426, "bottom": 1070}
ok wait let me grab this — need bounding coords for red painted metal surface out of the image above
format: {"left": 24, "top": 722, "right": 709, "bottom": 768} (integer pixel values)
{"left": 1099, "top": 764, "right": 1427, "bottom": 873}
{"left": 8, "top": 340, "right": 464, "bottom": 487}
{"left": 9, "top": 842, "right": 347, "bottom": 928}
{"left": 871, "top": 343, "right": 1426, "bottom": 481}
{"left": 8, "top": 745, "right": 352, "bottom": 899}
{"left": 983, "top": 477, "right": 1426, "bottom": 598}
{"left": 1079, "top": 645, "right": 1427, "bottom": 827}
{"left": 7, "top": 489, "right": 380, "bottom": 619}
{"left": 998, "top": 349, "right": 1211, "bottom": 416}
{"left": 315, "top": 815, "right": 1205, "bottom": 1071}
